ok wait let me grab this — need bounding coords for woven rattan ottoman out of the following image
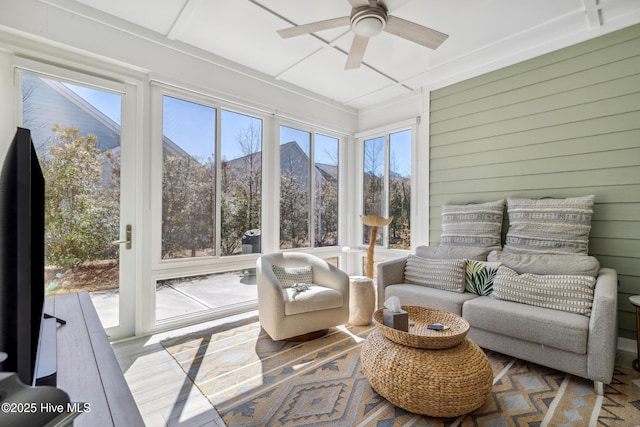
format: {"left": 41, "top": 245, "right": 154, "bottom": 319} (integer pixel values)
{"left": 361, "top": 306, "right": 493, "bottom": 418}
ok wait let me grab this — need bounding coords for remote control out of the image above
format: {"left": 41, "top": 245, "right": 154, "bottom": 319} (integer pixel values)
{"left": 427, "top": 323, "right": 445, "bottom": 330}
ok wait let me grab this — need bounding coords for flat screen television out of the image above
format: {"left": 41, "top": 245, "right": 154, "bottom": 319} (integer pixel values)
{"left": 0, "top": 127, "right": 47, "bottom": 386}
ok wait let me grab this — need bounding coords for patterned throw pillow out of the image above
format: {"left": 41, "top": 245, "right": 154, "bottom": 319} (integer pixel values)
{"left": 465, "top": 260, "right": 501, "bottom": 295}
{"left": 404, "top": 255, "right": 466, "bottom": 293}
{"left": 492, "top": 266, "right": 596, "bottom": 316}
{"left": 440, "top": 200, "right": 504, "bottom": 250}
{"left": 272, "top": 265, "right": 313, "bottom": 288}
{"left": 504, "top": 196, "right": 594, "bottom": 255}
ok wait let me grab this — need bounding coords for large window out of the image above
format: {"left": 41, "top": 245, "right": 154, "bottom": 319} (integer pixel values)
{"left": 162, "top": 96, "right": 216, "bottom": 259}
{"left": 279, "top": 126, "right": 339, "bottom": 249}
{"left": 161, "top": 95, "right": 262, "bottom": 260}
{"left": 363, "top": 129, "right": 411, "bottom": 249}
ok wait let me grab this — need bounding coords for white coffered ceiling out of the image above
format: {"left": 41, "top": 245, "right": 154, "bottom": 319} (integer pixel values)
{"left": 46, "top": 0, "right": 640, "bottom": 110}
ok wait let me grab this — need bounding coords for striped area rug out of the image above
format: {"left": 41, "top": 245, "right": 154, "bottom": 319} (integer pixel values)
{"left": 161, "top": 318, "right": 640, "bottom": 426}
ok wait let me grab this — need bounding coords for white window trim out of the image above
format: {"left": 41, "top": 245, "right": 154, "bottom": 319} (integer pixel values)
{"left": 355, "top": 118, "right": 420, "bottom": 258}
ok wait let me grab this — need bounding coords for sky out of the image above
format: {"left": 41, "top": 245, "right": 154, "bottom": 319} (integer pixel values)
{"left": 65, "top": 83, "right": 121, "bottom": 125}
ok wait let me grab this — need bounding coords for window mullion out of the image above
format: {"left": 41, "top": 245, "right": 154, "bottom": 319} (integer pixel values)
{"left": 383, "top": 133, "right": 391, "bottom": 248}
{"left": 309, "top": 133, "right": 316, "bottom": 248}
{"left": 214, "top": 108, "right": 222, "bottom": 257}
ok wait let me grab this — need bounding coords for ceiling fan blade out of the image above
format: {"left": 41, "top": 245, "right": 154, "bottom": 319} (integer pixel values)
{"left": 384, "top": 15, "right": 448, "bottom": 49}
{"left": 277, "top": 16, "right": 350, "bottom": 39}
{"left": 348, "top": 0, "right": 369, "bottom": 8}
{"left": 345, "top": 35, "right": 369, "bottom": 70}
{"left": 379, "top": 0, "right": 411, "bottom": 13}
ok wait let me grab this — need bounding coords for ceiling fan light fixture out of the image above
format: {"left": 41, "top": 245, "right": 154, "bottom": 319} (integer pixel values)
{"left": 351, "top": 7, "right": 387, "bottom": 37}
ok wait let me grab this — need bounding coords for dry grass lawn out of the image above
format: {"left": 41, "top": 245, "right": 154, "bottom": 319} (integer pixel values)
{"left": 45, "top": 260, "right": 119, "bottom": 294}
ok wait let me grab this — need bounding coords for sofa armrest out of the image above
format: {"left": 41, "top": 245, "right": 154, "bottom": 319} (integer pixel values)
{"left": 587, "top": 268, "right": 618, "bottom": 384}
{"left": 376, "top": 256, "right": 408, "bottom": 308}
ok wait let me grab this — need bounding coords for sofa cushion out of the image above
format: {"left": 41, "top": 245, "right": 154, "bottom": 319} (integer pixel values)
{"left": 487, "top": 251, "right": 600, "bottom": 277}
{"left": 465, "top": 260, "right": 501, "bottom": 295}
{"left": 492, "top": 266, "right": 596, "bottom": 316}
{"left": 463, "top": 296, "right": 589, "bottom": 354}
{"left": 283, "top": 285, "right": 343, "bottom": 315}
{"left": 440, "top": 199, "right": 504, "bottom": 250}
{"left": 415, "top": 245, "right": 493, "bottom": 261}
{"left": 504, "top": 196, "right": 594, "bottom": 255}
{"left": 404, "top": 255, "right": 466, "bottom": 293}
{"left": 385, "top": 284, "right": 478, "bottom": 316}
{"left": 272, "top": 265, "right": 313, "bottom": 288}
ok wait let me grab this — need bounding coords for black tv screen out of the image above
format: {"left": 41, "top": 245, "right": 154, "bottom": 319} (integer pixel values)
{"left": 0, "top": 127, "right": 45, "bottom": 386}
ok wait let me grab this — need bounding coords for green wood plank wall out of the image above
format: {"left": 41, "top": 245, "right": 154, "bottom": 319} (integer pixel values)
{"left": 429, "top": 24, "right": 640, "bottom": 340}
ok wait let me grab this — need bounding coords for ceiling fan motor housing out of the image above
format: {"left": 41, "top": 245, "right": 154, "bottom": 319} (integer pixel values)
{"left": 350, "top": 5, "right": 388, "bottom": 37}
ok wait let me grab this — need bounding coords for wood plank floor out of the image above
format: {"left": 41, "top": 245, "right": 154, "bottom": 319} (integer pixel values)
{"left": 112, "top": 311, "right": 258, "bottom": 426}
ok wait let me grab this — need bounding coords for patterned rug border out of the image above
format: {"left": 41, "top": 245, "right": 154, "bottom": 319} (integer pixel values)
{"left": 161, "top": 320, "right": 640, "bottom": 427}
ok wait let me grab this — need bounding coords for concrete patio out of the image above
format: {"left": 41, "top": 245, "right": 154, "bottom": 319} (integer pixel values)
{"left": 89, "top": 270, "right": 258, "bottom": 330}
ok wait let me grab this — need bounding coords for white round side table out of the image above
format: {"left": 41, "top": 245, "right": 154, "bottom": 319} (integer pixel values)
{"left": 630, "top": 295, "right": 640, "bottom": 372}
{"left": 349, "top": 276, "right": 376, "bottom": 326}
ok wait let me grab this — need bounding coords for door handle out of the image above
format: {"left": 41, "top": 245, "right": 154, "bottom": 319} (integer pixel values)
{"left": 111, "top": 224, "right": 132, "bottom": 250}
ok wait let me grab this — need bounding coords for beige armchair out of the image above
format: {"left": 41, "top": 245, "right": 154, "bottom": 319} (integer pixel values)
{"left": 257, "top": 252, "right": 350, "bottom": 341}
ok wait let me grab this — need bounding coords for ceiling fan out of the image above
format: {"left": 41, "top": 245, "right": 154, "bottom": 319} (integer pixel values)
{"left": 277, "top": 0, "right": 449, "bottom": 70}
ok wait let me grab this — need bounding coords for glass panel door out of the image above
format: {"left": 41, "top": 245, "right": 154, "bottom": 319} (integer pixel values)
{"left": 20, "top": 71, "right": 135, "bottom": 338}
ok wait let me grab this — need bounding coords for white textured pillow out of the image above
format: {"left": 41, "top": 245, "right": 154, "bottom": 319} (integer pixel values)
{"left": 492, "top": 266, "right": 596, "bottom": 316}
{"left": 440, "top": 200, "right": 504, "bottom": 250}
{"left": 404, "top": 255, "right": 466, "bottom": 293}
{"left": 504, "top": 196, "right": 594, "bottom": 255}
{"left": 272, "top": 265, "right": 312, "bottom": 288}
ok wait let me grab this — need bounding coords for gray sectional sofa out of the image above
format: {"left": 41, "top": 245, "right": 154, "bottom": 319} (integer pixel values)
{"left": 377, "top": 246, "right": 618, "bottom": 396}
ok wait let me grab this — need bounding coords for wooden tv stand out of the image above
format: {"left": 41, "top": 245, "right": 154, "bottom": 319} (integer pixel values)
{"left": 44, "top": 292, "right": 143, "bottom": 426}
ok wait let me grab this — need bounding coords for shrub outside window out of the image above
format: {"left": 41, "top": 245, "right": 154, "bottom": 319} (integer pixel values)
{"left": 363, "top": 129, "right": 411, "bottom": 249}
{"left": 279, "top": 126, "right": 339, "bottom": 249}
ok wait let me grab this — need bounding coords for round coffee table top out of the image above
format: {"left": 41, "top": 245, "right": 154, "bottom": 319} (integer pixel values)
{"left": 372, "top": 305, "right": 469, "bottom": 349}
{"left": 629, "top": 295, "right": 640, "bottom": 307}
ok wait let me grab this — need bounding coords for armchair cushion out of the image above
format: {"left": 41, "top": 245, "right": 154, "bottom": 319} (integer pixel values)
{"left": 272, "top": 265, "right": 313, "bottom": 288}
{"left": 284, "top": 285, "right": 344, "bottom": 315}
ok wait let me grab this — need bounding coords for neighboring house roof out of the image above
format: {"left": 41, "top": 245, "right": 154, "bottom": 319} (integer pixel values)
{"left": 224, "top": 140, "right": 338, "bottom": 181}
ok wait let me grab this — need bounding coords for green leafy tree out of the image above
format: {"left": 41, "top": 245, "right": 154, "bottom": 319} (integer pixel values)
{"left": 42, "top": 125, "right": 119, "bottom": 268}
